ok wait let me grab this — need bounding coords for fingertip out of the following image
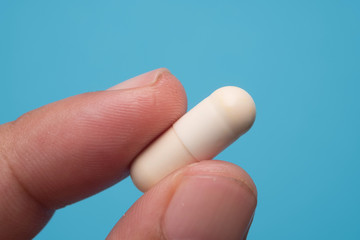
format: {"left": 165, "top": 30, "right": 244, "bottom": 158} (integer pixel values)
{"left": 163, "top": 175, "right": 256, "bottom": 240}
{"left": 162, "top": 160, "right": 257, "bottom": 240}
{"left": 107, "top": 67, "right": 187, "bottom": 122}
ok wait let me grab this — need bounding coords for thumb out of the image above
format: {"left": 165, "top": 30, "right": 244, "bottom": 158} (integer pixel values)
{"left": 107, "top": 161, "right": 257, "bottom": 240}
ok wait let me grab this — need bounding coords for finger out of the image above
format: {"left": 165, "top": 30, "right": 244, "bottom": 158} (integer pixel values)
{"left": 0, "top": 68, "right": 187, "bottom": 239}
{"left": 107, "top": 161, "right": 257, "bottom": 240}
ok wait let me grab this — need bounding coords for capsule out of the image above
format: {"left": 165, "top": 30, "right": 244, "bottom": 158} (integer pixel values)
{"left": 130, "top": 86, "right": 256, "bottom": 192}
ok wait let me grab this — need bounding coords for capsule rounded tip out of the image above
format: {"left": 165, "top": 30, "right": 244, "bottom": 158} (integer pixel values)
{"left": 210, "top": 86, "right": 256, "bottom": 136}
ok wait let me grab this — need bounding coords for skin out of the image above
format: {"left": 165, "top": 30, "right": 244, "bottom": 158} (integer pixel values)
{"left": 0, "top": 69, "right": 257, "bottom": 240}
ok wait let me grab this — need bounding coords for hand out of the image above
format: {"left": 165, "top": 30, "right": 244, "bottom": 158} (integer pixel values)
{"left": 0, "top": 69, "right": 257, "bottom": 240}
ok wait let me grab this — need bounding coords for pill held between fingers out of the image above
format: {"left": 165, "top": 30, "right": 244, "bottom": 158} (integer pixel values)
{"left": 130, "top": 86, "right": 256, "bottom": 192}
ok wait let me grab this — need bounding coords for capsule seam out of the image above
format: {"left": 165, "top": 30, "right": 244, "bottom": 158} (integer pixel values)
{"left": 171, "top": 126, "right": 199, "bottom": 162}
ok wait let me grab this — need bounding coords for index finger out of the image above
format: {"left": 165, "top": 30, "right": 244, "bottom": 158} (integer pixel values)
{"left": 0, "top": 68, "right": 187, "bottom": 239}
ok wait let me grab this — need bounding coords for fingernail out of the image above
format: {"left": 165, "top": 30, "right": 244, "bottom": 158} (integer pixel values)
{"left": 107, "top": 68, "right": 169, "bottom": 90}
{"left": 164, "top": 175, "right": 257, "bottom": 240}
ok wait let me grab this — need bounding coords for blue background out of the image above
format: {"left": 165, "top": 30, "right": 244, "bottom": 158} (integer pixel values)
{"left": 1, "top": 1, "right": 359, "bottom": 239}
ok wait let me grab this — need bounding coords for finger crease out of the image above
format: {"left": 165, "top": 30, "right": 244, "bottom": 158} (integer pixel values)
{"left": 0, "top": 151, "right": 51, "bottom": 212}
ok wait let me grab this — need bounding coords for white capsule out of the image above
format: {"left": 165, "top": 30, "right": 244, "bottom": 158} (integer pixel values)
{"left": 130, "top": 86, "right": 256, "bottom": 192}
